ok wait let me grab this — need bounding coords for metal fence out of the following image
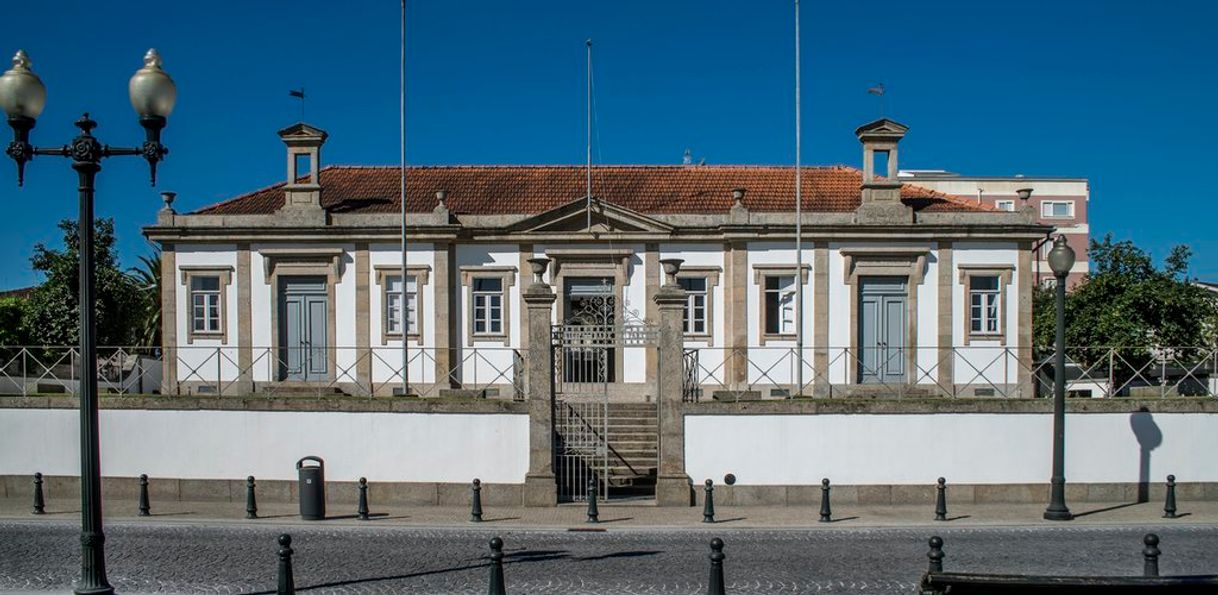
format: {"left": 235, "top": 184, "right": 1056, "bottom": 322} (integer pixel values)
{"left": 681, "top": 345, "right": 1218, "bottom": 401}
{"left": 0, "top": 345, "right": 527, "bottom": 399}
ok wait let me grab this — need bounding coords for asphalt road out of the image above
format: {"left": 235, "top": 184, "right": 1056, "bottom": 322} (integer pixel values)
{"left": 2, "top": 520, "right": 1216, "bottom": 594}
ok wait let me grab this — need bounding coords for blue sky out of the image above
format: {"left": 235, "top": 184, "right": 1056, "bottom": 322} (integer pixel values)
{"left": 2, "top": 0, "right": 1216, "bottom": 288}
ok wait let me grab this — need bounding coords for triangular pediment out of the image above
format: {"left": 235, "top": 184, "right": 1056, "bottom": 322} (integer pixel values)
{"left": 277, "top": 122, "right": 329, "bottom": 143}
{"left": 854, "top": 118, "right": 909, "bottom": 136}
{"left": 508, "top": 197, "right": 674, "bottom": 234}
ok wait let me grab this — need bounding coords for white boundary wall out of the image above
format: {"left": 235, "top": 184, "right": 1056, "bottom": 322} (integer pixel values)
{"left": 0, "top": 410, "right": 529, "bottom": 484}
{"left": 686, "top": 413, "right": 1218, "bottom": 485}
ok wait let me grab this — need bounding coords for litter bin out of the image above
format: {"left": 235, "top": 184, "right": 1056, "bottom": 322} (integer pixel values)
{"left": 297, "top": 456, "right": 326, "bottom": 520}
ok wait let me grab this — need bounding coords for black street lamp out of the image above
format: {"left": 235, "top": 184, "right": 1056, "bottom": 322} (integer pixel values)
{"left": 0, "top": 49, "right": 175, "bottom": 594}
{"left": 1043, "top": 234, "right": 1075, "bottom": 521}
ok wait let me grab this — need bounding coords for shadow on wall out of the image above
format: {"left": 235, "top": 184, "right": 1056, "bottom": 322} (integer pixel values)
{"left": 1129, "top": 407, "right": 1162, "bottom": 503}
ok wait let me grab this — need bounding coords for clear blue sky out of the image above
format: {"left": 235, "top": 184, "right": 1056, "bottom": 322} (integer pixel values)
{"left": 2, "top": 0, "right": 1216, "bottom": 288}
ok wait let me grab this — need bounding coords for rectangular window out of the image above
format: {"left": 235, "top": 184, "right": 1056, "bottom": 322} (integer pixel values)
{"left": 384, "top": 275, "right": 418, "bottom": 336}
{"left": 763, "top": 275, "right": 796, "bottom": 335}
{"left": 190, "top": 276, "right": 222, "bottom": 333}
{"left": 1041, "top": 201, "right": 1074, "bottom": 218}
{"left": 995, "top": 200, "right": 1015, "bottom": 212}
{"left": 969, "top": 276, "right": 1001, "bottom": 335}
{"left": 678, "top": 277, "right": 708, "bottom": 335}
{"left": 472, "top": 277, "right": 504, "bottom": 336}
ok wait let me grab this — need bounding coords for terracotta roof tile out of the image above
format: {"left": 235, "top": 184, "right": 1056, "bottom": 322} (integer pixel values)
{"left": 192, "top": 165, "right": 988, "bottom": 216}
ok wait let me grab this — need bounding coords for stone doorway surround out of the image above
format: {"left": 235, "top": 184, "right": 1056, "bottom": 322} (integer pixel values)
{"left": 261, "top": 247, "right": 343, "bottom": 385}
{"left": 545, "top": 248, "right": 636, "bottom": 390}
{"left": 840, "top": 246, "right": 929, "bottom": 387}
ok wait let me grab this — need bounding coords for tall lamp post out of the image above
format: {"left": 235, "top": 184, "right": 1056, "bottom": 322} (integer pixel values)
{"left": 1043, "top": 234, "right": 1075, "bottom": 521}
{"left": 0, "top": 49, "right": 175, "bottom": 594}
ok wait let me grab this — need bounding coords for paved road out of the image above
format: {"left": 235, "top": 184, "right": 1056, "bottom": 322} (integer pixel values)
{"left": 2, "top": 520, "right": 1216, "bottom": 594}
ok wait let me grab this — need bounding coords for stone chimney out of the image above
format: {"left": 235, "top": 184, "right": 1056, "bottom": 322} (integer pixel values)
{"left": 853, "top": 118, "right": 913, "bottom": 224}
{"left": 277, "top": 122, "right": 328, "bottom": 218}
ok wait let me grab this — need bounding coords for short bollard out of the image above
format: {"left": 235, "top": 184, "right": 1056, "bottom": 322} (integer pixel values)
{"left": 586, "top": 477, "right": 599, "bottom": 523}
{"left": 934, "top": 477, "right": 947, "bottom": 521}
{"left": 702, "top": 479, "right": 715, "bottom": 524}
{"left": 1163, "top": 474, "right": 1178, "bottom": 519}
{"left": 707, "top": 537, "right": 726, "bottom": 595}
{"left": 245, "top": 476, "right": 258, "bottom": 519}
{"left": 927, "top": 536, "right": 945, "bottom": 574}
{"left": 1143, "top": 533, "right": 1161, "bottom": 577}
{"left": 487, "top": 536, "right": 506, "bottom": 595}
{"left": 470, "top": 478, "right": 484, "bottom": 523}
{"left": 32, "top": 472, "right": 45, "bottom": 515}
{"left": 358, "top": 477, "right": 370, "bottom": 521}
{"left": 138, "top": 474, "right": 151, "bottom": 517}
{"left": 818, "top": 478, "right": 832, "bottom": 523}
{"left": 277, "top": 534, "right": 295, "bottom": 595}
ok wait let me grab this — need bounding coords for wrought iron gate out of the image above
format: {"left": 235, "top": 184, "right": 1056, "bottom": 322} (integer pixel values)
{"left": 552, "top": 288, "right": 656, "bottom": 502}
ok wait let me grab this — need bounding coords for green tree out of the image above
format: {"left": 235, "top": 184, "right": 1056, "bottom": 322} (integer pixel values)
{"left": 0, "top": 297, "right": 29, "bottom": 345}
{"left": 22, "top": 218, "right": 141, "bottom": 346}
{"left": 129, "top": 252, "right": 161, "bottom": 348}
{"left": 1033, "top": 234, "right": 1218, "bottom": 377}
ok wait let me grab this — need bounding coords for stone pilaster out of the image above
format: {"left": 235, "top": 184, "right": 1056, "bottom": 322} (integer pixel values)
{"left": 522, "top": 278, "right": 557, "bottom": 507}
{"left": 812, "top": 242, "right": 830, "bottom": 396}
{"left": 937, "top": 243, "right": 954, "bottom": 393}
{"left": 655, "top": 281, "right": 692, "bottom": 506}
{"left": 1017, "top": 243, "right": 1034, "bottom": 397}
{"left": 725, "top": 241, "right": 748, "bottom": 389}
{"left": 235, "top": 245, "right": 254, "bottom": 395}
{"left": 434, "top": 241, "right": 456, "bottom": 388}
{"left": 160, "top": 245, "right": 178, "bottom": 395}
{"left": 354, "top": 244, "right": 372, "bottom": 392}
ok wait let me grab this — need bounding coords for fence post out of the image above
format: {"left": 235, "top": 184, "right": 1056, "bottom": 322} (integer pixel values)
{"left": 1108, "top": 348, "right": 1115, "bottom": 398}
{"left": 522, "top": 260, "right": 557, "bottom": 507}
{"left": 655, "top": 263, "right": 691, "bottom": 506}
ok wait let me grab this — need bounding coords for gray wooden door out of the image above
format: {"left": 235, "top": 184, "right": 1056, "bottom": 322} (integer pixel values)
{"left": 280, "top": 277, "right": 328, "bottom": 381}
{"left": 859, "top": 277, "right": 907, "bottom": 384}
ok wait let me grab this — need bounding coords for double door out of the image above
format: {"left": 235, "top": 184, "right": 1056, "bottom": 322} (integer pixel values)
{"left": 280, "top": 277, "right": 328, "bottom": 381}
{"left": 859, "top": 277, "right": 907, "bottom": 384}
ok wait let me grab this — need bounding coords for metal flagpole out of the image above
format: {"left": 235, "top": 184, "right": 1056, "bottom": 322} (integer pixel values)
{"left": 794, "top": 0, "right": 804, "bottom": 396}
{"left": 400, "top": 0, "right": 409, "bottom": 396}
{"left": 586, "top": 39, "right": 593, "bottom": 231}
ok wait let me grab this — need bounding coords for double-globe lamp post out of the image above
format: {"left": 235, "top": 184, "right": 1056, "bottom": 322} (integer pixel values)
{"left": 0, "top": 49, "right": 176, "bottom": 594}
{"left": 1044, "top": 234, "right": 1076, "bottom": 521}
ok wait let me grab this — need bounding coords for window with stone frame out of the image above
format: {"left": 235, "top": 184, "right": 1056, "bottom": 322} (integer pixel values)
{"left": 969, "top": 275, "right": 1001, "bottom": 335}
{"left": 678, "top": 277, "right": 708, "bottom": 335}
{"left": 472, "top": 277, "right": 505, "bottom": 336}
{"left": 384, "top": 274, "right": 418, "bottom": 336}
{"left": 190, "top": 276, "right": 222, "bottom": 334}
{"left": 763, "top": 274, "right": 797, "bottom": 336}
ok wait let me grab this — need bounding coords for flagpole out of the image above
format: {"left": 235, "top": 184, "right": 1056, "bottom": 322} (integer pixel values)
{"left": 794, "top": 0, "right": 804, "bottom": 397}
{"left": 399, "top": 0, "right": 409, "bottom": 397}
{"left": 586, "top": 38, "right": 593, "bottom": 231}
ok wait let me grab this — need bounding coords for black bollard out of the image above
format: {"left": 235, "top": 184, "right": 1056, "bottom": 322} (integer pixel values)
{"left": 470, "top": 478, "right": 484, "bottom": 523}
{"left": 138, "top": 474, "right": 151, "bottom": 517}
{"left": 818, "top": 478, "right": 832, "bottom": 523}
{"left": 934, "top": 477, "right": 947, "bottom": 521}
{"left": 927, "top": 536, "right": 945, "bottom": 574}
{"left": 1163, "top": 475, "right": 1178, "bottom": 519}
{"left": 32, "top": 472, "right": 45, "bottom": 515}
{"left": 358, "top": 477, "right": 370, "bottom": 521}
{"left": 487, "top": 536, "right": 506, "bottom": 595}
{"left": 246, "top": 475, "right": 258, "bottom": 519}
{"left": 707, "top": 537, "right": 726, "bottom": 595}
{"left": 586, "top": 477, "right": 599, "bottom": 523}
{"left": 277, "top": 534, "right": 295, "bottom": 595}
{"left": 1143, "top": 533, "right": 1161, "bottom": 577}
{"left": 703, "top": 479, "right": 715, "bottom": 523}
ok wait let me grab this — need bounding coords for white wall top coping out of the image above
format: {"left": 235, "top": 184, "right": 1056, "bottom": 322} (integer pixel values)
{"left": 544, "top": 248, "right": 635, "bottom": 258}
{"left": 838, "top": 246, "right": 932, "bottom": 257}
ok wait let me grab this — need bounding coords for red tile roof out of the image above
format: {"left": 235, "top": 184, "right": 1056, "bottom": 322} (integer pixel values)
{"left": 192, "top": 165, "right": 989, "bottom": 216}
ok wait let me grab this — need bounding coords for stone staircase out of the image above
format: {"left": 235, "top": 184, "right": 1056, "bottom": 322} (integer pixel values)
{"left": 603, "top": 402, "right": 659, "bottom": 498}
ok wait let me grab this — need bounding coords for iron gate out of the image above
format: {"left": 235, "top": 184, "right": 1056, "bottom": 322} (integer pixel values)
{"left": 552, "top": 289, "right": 656, "bottom": 502}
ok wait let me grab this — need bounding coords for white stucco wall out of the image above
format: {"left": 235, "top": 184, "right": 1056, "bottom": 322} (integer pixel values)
{"left": 173, "top": 245, "right": 239, "bottom": 384}
{"left": 0, "top": 409, "right": 529, "bottom": 484}
{"left": 661, "top": 243, "right": 726, "bottom": 383}
{"left": 952, "top": 242, "right": 1022, "bottom": 387}
{"left": 369, "top": 243, "right": 435, "bottom": 386}
{"left": 745, "top": 242, "right": 816, "bottom": 388}
{"left": 456, "top": 244, "right": 522, "bottom": 385}
{"left": 686, "top": 412, "right": 1218, "bottom": 485}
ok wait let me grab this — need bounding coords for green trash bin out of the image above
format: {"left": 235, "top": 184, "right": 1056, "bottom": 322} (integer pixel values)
{"left": 297, "top": 456, "right": 326, "bottom": 520}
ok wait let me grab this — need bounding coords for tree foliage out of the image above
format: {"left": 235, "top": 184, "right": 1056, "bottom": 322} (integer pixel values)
{"left": 0, "top": 297, "right": 29, "bottom": 345}
{"left": 1033, "top": 234, "right": 1218, "bottom": 372}
{"left": 22, "top": 218, "right": 142, "bottom": 346}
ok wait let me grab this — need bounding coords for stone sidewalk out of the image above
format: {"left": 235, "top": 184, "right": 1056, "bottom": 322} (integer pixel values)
{"left": 3, "top": 496, "right": 1213, "bottom": 531}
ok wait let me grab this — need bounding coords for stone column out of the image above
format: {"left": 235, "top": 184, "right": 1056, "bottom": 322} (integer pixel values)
{"left": 522, "top": 258, "right": 557, "bottom": 506}
{"left": 655, "top": 259, "right": 692, "bottom": 506}
{"left": 160, "top": 245, "right": 178, "bottom": 395}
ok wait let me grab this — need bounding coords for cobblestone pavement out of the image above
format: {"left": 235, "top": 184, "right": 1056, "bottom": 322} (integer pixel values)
{"left": 2, "top": 520, "right": 1217, "bottom": 594}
